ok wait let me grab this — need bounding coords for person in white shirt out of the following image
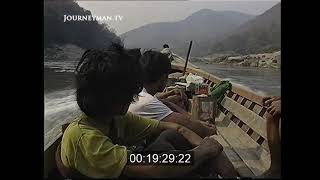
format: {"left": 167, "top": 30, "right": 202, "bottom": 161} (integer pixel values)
{"left": 161, "top": 44, "right": 174, "bottom": 62}
{"left": 129, "top": 87, "right": 173, "bottom": 120}
{"left": 128, "top": 50, "right": 214, "bottom": 137}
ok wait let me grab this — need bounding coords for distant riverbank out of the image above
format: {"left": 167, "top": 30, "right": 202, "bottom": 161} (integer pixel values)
{"left": 192, "top": 51, "right": 281, "bottom": 69}
{"left": 189, "top": 61, "right": 281, "bottom": 96}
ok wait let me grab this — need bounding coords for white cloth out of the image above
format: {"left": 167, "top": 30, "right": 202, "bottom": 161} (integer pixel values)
{"left": 128, "top": 88, "right": 173, "bottom": 121}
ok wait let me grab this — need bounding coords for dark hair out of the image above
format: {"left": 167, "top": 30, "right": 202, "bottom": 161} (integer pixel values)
{"left": 75, "top": 43, "right": 143, "bottom": 118}
{"left": 140, "top": 50, "right": 171, "bottom": 84}
{"left": 163, "top": 44, "right": 169, "bottom": 48}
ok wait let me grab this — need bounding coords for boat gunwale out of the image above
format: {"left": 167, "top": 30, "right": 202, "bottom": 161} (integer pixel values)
{"left": 171, "top": 63, "right": 266, "bottom": 106}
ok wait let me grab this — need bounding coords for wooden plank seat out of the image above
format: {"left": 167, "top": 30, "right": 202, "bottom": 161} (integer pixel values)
{"left": 215, "top": 99, "right": 271, "bottom": 176}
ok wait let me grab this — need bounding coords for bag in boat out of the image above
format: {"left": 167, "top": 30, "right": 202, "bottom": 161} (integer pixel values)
{"left": 209, "top": 81, "right": 232, "bottom": 103}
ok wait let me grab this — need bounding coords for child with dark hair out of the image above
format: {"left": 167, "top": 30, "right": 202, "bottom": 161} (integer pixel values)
{"left": 57, "top": 44, "right": 229, "bottom": 178}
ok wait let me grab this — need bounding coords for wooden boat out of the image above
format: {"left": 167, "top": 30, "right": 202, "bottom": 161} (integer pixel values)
{"left": 171, "top": 60, "right": 271, "bottom": 177}
{"left": 44, "top": 55, "right": 274, "bottom": 178}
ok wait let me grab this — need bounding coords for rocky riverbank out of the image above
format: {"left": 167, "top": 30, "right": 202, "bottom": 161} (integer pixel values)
{"left": 192, "top": 51, "right": 281, "bottom": 69}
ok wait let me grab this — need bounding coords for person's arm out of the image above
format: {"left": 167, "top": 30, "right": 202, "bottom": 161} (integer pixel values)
{"left": 155, "top": 90, "right": 176, "bottom": 100}
{"left": 159, "top": 99, "right": 217, "bottom": 133}
{"left": 267, "top": 100, "right": 281, "bottom": 119}
{"left": 162, "top": 112, "right": 216, "bottom": 138}
{"left": 130, "top": 95, "right": 216, "bottom": 138}
{"left": 266, "top": 113, "right": 281, "bottom": 172}
{"left": 122, "top": 122, "right": 223, "bottom": 177}
{"left": 158, "top": 121, "right": 202, "bottom": 146}
{"left": 263, "top": 101, "right": 281, "bottom": 177}
{"left": 263, "top": 96, "right": 281, "bottom": 107}
{"left": 156, "top": 88, "right": 187, "bottom": 101}
{"left": 160, "top": 98, "right": 190, "bottom": 116}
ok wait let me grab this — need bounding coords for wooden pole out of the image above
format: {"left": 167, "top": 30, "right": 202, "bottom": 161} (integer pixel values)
{"left": 183, "top": 41, "right": 193, "bottom": 76}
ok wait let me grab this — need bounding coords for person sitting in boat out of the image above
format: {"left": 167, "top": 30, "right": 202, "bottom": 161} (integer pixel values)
{"left": 57, "top": 43, "right": 233, "bottom": 178}
{"left": 129, "top": 50, "right": 217, "bottom": 137}
{"left": 161, "top": 44, "right": 174, "bottom": 62}
{"left": 262, "top": 96, "right": 281, "bottom": 178}
{"left": 128, "top": 50, "right": 238, "bottom": 177}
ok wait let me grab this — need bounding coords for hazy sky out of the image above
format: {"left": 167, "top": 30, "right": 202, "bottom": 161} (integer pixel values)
{"left": 76, "top": 1, "right": 280, "bottom": 35}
